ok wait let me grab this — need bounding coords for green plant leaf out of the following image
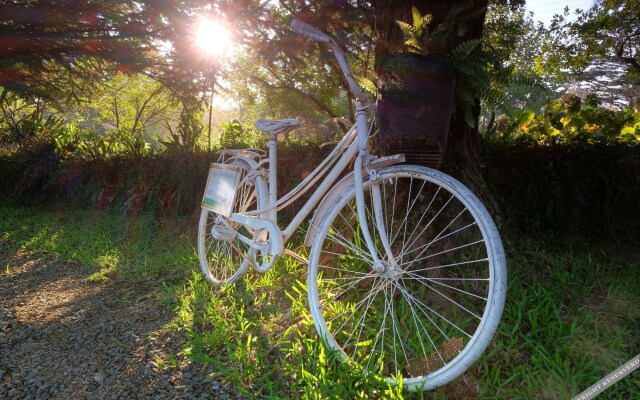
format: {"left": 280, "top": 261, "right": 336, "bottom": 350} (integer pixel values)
{"left": 404, "top": 38, "right": 425, "bottom": 54}
{"left": 515, "top": 110, "right": 536, "bottom": 125}
{"left": 450, "top": 39, "right": 482, "bottom": 60}
{"left": 457, "top": 22, "right": 468, "bottom": 37}
{"left": 396, "top": 20, "right": 414, "bottom": 38}
{"left": 352, "top": 75, "right": 377, "bottom": 97}
{"left": 412, "top": 7, "right": 422, "bottom": 30}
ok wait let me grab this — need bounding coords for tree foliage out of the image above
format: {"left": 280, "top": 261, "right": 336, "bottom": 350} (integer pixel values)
{"left": 3, "top": 0, "right": 636, "bottom": 160}
{"left": 533, "top": 1, "right": 639, "bottom": 108}
{"left": 87, "top": 73, "right": 177, "bottom": 138}
{"left": 572, "top": 0, "right": 640, "bottom": 79}
{"left": 1, "top": 1, "right": 159, "bottom": 98}
{"left": 491, "top": 93, "right": 640, "bottom": 145}
{"left": 160, "top": 104, "right": 205, "bottom": 152}
{"left": 0, "top": 0, "right": 260, "bottom": 103}
{"left": 480, "top": 4, "right": 555, "bottom": 132}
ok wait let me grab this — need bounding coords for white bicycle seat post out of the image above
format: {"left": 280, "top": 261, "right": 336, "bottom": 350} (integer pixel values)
{"left": 267, "top": 132, "right": 278, "bottom": 223}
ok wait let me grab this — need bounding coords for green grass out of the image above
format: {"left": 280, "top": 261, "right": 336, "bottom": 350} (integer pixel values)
{"left": 0, "top": 205, "right": 196, "bottom": 283}
{"left": 1, "top": 206, "right": 638, "bottom": 398}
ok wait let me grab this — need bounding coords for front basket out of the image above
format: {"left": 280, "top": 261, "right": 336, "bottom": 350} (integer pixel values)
{"left": 376, "top": 54, "right": 455, "bottom": 168}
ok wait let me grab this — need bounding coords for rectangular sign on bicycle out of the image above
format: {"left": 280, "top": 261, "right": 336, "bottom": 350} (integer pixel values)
{"left": 202, "top": 163, "right": 242, "bottom": 217}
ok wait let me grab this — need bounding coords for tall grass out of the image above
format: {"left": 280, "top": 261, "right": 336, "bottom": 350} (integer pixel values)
{"left": 0, "top": 206, "right": 197, "bottom": 283}
{"left": 1, "top": 206, "right": 638, "bottom": 398}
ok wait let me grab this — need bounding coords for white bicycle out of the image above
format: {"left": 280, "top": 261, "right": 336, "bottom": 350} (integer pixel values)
{"left": 198, "top": 19, "right": 507, "bottom": 391}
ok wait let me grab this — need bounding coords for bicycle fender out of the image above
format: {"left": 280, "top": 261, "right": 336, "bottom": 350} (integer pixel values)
{"left": 225, "top": 154, "right": 259, "bottom": 170}
{"left": 304, "top": 154, "right": 405, "bottom": 247}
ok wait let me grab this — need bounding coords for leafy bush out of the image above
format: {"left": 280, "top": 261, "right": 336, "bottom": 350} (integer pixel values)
{"left": 53, "top": 126, "right": 140, "bottom": 160}
{"left": 0, "top": 137, "right": 59, "bottom": 201}
{"left": 219, "top": 120, "right": 259, "bottom": 149}
{"left": 489, "top": 94, "right": 640, "bottom": 145}
{"left": 160, "top": 106, "right": 204, "bottom": 152}
{"left": 2, "top": 100, "right": 638, "bottom": 240}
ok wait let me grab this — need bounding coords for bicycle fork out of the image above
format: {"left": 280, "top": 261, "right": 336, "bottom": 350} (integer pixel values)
{"left": 352, "top": 103, "right": 398, "bottom": 274}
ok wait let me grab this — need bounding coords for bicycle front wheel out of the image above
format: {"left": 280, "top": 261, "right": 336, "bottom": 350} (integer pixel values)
{"left": 198, "top": 159, "right": 267, "bottom": 285}
{"left": 307, "top": 165, "right": 506, "bottom": 391}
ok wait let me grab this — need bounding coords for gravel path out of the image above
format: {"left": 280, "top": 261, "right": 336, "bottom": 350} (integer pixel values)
{"left": 0, "top": 246, "right": 249, "bottom": 399}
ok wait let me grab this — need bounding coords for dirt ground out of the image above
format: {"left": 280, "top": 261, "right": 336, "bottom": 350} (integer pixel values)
{"left": 0, "top": 246, "right": 247, "bottom": 400}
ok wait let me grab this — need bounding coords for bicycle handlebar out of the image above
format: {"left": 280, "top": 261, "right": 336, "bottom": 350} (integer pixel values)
{"left": 290, "top": 18, "right": 371, "bottom": 106}
{"left": 290, "top": 19, "right": 331, "bottom": 43}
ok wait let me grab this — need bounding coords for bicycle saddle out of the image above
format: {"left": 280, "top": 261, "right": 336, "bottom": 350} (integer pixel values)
{"left": 254, "top": 119, "right": 300, "bottom": 132}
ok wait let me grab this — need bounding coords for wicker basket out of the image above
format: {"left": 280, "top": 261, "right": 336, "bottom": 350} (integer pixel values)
{"left": 376, "top": 54, "right": 455, "bottom": 168}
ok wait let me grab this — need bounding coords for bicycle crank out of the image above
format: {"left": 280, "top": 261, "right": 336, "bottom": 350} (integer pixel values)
{"left": 227, "top": 213, "right": 283, "bottom": 273}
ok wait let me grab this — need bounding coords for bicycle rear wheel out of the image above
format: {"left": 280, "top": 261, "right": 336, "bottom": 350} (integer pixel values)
{"left": 198, "top": 160, "right": 267, "bottom": 284}
{"left": 307, "top": 165, "right": 506, "bottom": 390}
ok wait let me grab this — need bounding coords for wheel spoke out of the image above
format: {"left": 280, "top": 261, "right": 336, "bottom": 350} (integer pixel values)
{"left": 365, "top": 281, "right": 392, "bottom": 373}
{"left": 319, "top": 270, "right": 379, "bottom": 310}
{"left": 395, "top": 275, "right": 447, "bottom": 368}
{"left": 402, "top": 219, "right": 475, "bottom": 273}
{"left": 398, "top": 194, "right": 455, "bottom": 263}
{"left": 325, "top": 215, "right": 375, "bottom": 264}
{"left": 400, "top": 238, "right": 485, "bottom": 268}
{"left": 345, "top": 278, "right": 384, "bottom": 357}
{"left": 403, "top": 270, "right": 489, "bottom": 301}
{"left": 307, "top": 166, "right": 506, "bottom": 390}
{"left": 326, "top": 277, "right": 385, "bottom": 332}
{"left": 407, "top": 258, "right": 490, "bottom": 273}
{"left": 389, "top": 282, "right": 410, "bottom": 376}
{"left": 393, "top": 280, "right": 473, "bottom": 340}
{"left": 317, "top": 262, "right": 371, "bottom": 277}
{"left": 392, "top": 178, "right": 432, "bottom": 256}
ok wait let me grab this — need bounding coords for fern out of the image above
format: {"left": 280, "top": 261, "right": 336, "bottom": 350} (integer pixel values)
{"left": 465, "top": 6, "right": 488, "bottom": 22}
{"left": 456, "top": 62, "right": 485, "bottom": 81}
{"left": 507, "top": 74, "right": 545, "bottom": 91}
{"left": 404, "top": 39, "right": 424, "bottom": 54}
{"left": 390, "top": 3, "right": 539, "bottom": 129}
{"left": 450, "top": 39, "right": 482, "bottom": 60}
{"left": 412, "top": 7, "right": 423, "bottom": 31}
{"left": 481, "top": 88, "right": 513, "bottom": 118}
{"left": 445, "top": 0, "right": 474, "bottom": 21}
{"left": 457, "top": 22, "right": 469, "bottom": 37}
{"left": 436, "top": 0, "right": 473, "bottom": 37}
{"left": 397, "top": 20, "right": 415, "bottom": 41}
{"left": 352, "top": 74, "right": 377, "bottom": 97}
{"left": 397, "top": 8, "right": 433, "bottom": 54}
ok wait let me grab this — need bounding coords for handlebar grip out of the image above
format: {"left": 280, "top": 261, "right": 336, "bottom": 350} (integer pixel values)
{"left": 290, "top": 19, "right": 331, "bottom": 43}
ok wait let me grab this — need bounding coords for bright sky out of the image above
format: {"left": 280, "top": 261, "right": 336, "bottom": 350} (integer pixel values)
{"left": 525, "top": 0, "right": 596, "bottom": 25}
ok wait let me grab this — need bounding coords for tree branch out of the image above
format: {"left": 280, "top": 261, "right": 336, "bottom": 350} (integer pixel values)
{"left": 130, "top": 84, "right": 166, "bottom": 135}
{"left": 247, "top": 74, "right": 338, "bottom": 118}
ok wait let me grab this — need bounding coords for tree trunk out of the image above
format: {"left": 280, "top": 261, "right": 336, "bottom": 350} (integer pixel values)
{"left": 445, "top": 99, "right": 503, "bottom": 224}
{"left": 371, "top": 0, "right": 503, "bottom": 224}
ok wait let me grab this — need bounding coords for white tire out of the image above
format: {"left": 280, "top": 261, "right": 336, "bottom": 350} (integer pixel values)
{"left": 307, "top": 165, "right": 507, "bottom": 390}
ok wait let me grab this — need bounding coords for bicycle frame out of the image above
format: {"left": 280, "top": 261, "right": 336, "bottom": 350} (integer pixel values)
{"left": 225, "top": 19, "right": 398, "bottom": 273}
{"left": 235, "top": 102, "right": 396, "bottom": 272}
{"left": 254, "top": 101, "right": 377, "bottom": 240}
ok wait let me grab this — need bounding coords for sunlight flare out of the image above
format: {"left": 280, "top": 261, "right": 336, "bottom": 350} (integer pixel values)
{"left": 195, "top": 19, "right": 232, "bottom": 57}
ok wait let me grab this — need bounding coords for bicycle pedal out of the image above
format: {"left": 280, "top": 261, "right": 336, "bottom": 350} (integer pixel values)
{"left": 210, "top": 225, "right": 237, "bottom": 241}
